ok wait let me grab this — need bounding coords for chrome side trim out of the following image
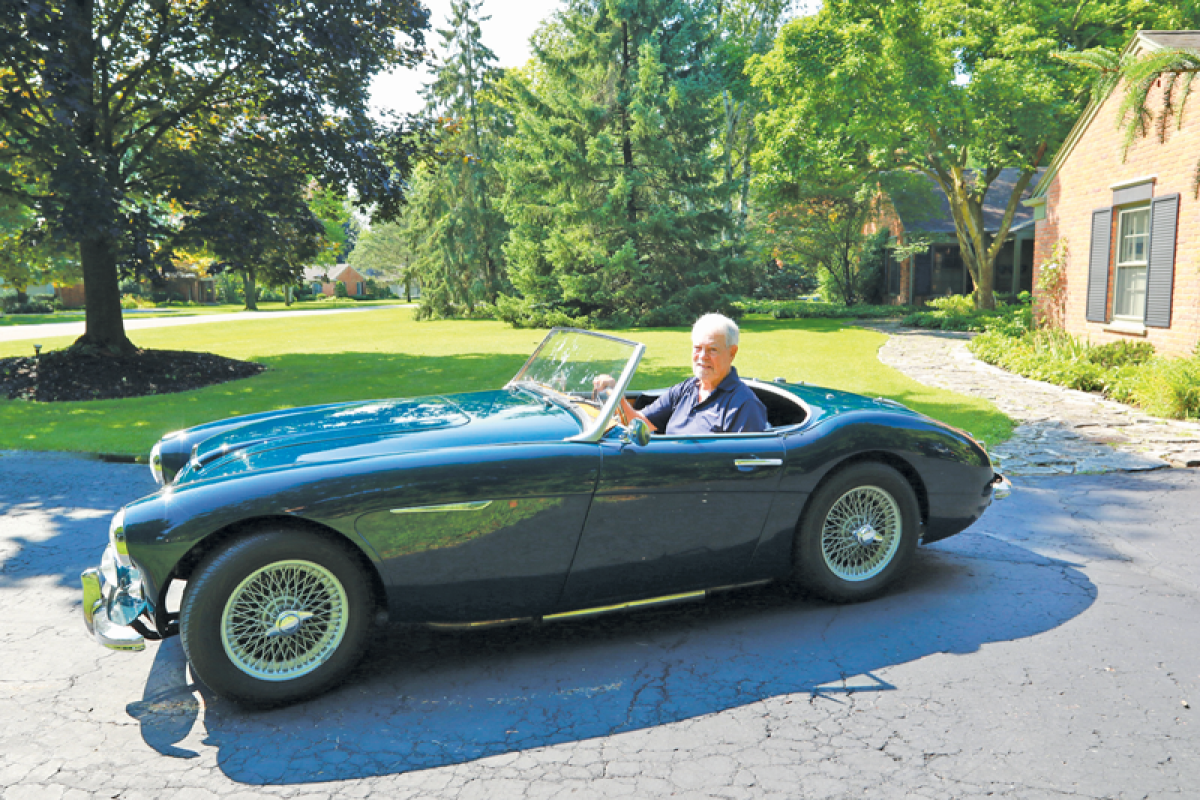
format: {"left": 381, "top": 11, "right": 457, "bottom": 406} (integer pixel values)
{"left": 734, "top": 458, "right": 783, "bottom": 468}
{"left": 391, "top": 500, "right": 493, "bottom": 514}
{"left": 543, "top": 590, "right": 706, "bottom": 621}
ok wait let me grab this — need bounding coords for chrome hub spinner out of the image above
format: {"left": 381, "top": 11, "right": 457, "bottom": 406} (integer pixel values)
{"left": 268, "top": 609, "right": 314, "bottom": 638}
{"left": 853, "top": 524, "right": 879, "bottom": 546}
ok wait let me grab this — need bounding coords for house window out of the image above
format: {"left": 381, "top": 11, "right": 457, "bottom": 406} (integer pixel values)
{"left": 1113, "top": 206, "right": 1149, "bottom": 320}
{"left": 1086, "top": 194, "right": 1179, "bottom": 328}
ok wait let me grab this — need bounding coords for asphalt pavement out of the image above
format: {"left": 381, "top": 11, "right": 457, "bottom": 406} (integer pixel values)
{"left": 1, "top": 450, "right": 1197, "bottom": 799}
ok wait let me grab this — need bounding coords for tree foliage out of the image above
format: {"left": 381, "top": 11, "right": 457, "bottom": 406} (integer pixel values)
{"left": 750, "top": 0, "right": 1181, "bottom": 310}
{"left": 389, "top": 0, "right": 510, "bottom": 319}
{"left": 494, "top": 0, "right": 743, "bottom": 328}
{"left": 0, "top": 194, "right": 79, "bottom": 301}
{"left": 0, "top": 0, "right": 428, "bottom": 351}
{"left": 1060, "top": 41, "right": 1200, "bottom": 194}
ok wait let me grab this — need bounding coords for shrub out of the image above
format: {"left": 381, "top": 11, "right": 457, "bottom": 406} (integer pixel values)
{"left": 1127, "top": 358, "right": 1200, "bottom": 419}
{"left": 733, "top": 299, "right": 902, "bottom": 320}
{"left": 968, "top": 323, "right": 1200, "bottom": 419}
{"left": 1, "top": 296, "right": 55, "bottom": 314}
{"left": 902, "top": 293, "right": 1032, "bottom": 333}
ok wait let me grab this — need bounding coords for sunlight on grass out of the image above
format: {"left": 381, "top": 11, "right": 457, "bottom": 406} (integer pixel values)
{"left": 0, "top": 308, "right": 1011, "bottom": 455}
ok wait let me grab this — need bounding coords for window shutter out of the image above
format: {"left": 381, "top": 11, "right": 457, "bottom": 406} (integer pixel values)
{"left": 1144, "top": 194, "right": 1179, "bottom": 328}
{"left": 1086, "top": 208, "right": 1112, "bottom": 323}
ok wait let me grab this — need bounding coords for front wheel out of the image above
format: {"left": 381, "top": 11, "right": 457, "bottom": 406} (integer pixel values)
{"left": 794, "top": 463, "right": 920, "bottom": 603}
{"left": 180, "top": 529, "right": 373, "bottom": 707}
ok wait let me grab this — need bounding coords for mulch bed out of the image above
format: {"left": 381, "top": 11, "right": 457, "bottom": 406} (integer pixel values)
{"left": 0, "top": 348, "right": 265, "bottom": 402}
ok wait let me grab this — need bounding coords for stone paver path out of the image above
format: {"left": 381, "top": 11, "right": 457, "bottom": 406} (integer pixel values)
{"left": 865, "top": 322, "right": 1200, "bottom": 476}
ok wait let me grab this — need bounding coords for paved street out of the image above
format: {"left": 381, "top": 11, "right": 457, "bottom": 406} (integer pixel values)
{"left": 2, "top": 450, "right": 1197, "bottom": 799}
{"left": 0, "top": 305, "right": 414, "bottom": 345}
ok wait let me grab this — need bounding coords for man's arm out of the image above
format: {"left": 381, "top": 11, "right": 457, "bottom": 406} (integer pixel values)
{"left": 592, "top": 375, "right": 660, "bottom": 432}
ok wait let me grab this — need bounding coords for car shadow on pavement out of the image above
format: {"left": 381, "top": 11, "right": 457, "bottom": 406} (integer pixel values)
{"left": 128, "top": 531, "right": 1095, "bottom": 785}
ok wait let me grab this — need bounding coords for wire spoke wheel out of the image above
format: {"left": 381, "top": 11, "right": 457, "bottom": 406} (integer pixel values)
{"left": 820, "top": 486, "right": 903, "bottom": 582}
{"left": 219, "top": 560, "right": 349, "bottom": 682}
{"left": 795, "top": 463, "right": 918, "bottom": 603}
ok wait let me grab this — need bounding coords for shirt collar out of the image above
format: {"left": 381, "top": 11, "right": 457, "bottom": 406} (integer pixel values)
{"left": 692, "top": 366, "right": 741, "bottom": 398}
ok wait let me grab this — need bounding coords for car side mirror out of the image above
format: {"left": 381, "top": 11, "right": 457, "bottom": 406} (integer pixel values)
{"left": 623, "top": 418, "right": 652, "bottom": 447}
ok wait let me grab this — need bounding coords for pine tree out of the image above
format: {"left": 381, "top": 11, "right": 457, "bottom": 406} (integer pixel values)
{"left": 496, "top": 0, "right": 742, "bottom": 328}
{"left": 403, "top": 0, "right": 509, "bottom": 318}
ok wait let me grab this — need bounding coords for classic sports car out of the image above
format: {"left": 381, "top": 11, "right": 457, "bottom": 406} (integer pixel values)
{"left": 82, "top": 328, "right": 1007, "bottom": 706}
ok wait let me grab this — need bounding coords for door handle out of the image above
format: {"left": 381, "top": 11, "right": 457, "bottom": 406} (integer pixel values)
{"left": 735, "top": 458, "right": 783, "bottom": 470}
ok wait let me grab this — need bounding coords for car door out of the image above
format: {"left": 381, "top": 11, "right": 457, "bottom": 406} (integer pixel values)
{"left": 355, "top": 442, "right": 601, "bottom": 622}
{"left": 557, "top": 431, "right": 786, "bottom": 609}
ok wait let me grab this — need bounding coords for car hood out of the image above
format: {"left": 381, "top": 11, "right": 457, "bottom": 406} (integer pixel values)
{"left": 172, "top": 389, "right": 580, "bottom": 485}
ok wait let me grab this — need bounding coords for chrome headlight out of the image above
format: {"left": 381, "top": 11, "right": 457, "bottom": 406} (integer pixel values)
{"left": 149, "top": 441, "right": 164, "bottom": 484}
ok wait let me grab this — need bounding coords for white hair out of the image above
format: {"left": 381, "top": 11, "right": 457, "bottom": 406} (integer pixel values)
{"left": 692, "top": 313, "right": 739, "bottom": 347}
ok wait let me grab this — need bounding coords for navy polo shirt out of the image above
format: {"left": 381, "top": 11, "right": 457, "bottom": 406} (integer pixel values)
{"left": 642, "top": 367, "right": 768, "bottom": 435}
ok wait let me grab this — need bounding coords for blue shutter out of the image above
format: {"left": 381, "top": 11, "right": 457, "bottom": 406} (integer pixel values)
{"left": 1086, "top": 208, "right": 1112, "bottom": 323}
{"left": 1144, "top": 194, "right": 1179, "bottom": 328}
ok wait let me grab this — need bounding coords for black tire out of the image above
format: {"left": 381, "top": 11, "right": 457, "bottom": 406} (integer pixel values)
{"left": 794, "top": 462, "right": 920, "bottom": 603}
{"left": 180, "top": 528, "right": 373, "bottom": 707}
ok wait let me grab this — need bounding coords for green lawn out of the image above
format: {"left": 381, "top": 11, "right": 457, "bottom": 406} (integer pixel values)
{"left": 0, "top": 309, "right": 1012, "bottom": 456}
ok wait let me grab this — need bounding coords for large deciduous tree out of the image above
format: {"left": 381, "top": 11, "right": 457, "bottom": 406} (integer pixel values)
{"left": 496, "top": 0, "right": 742, "bottom": 327}
{"left": 750, "top": 0, "right": 1185, "bottom": 310}
{"left": 0, "top": 0, "right": 427, "bottom": 352}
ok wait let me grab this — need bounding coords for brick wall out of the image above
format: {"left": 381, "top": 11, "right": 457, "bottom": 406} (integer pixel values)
{"left": 1034, "top": 77, "right": 1200, "bottom": 357}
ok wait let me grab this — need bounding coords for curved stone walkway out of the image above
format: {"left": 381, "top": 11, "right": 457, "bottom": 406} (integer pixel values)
{"left": 863, "top": 322, "right": 1200, "bottom": 476}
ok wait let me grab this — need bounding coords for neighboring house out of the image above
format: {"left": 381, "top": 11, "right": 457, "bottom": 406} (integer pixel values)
{"left": 54, "top": 273, "right": 215, "bottom": 309}
{"left": 1026, "top": 30, "right": 1200, "bottom": 358}
{"left": 303, "top": 264, "right": 368, "bottom": 297}
{"left": 0, "top": 281, "right": 54, "bottom": 298}
{"left": 872, "top": 169, "right": 1041, "bottom": 305}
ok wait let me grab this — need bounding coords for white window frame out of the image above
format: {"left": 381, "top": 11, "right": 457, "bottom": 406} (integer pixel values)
{"left": 1113, "top": 205, "right": 1150, "bottom": 321}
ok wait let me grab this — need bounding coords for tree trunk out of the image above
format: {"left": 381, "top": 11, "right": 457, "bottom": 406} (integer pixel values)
{"left": 74, "top": 234, "right": 135, "bottom": 353}
{"left": 620, "top": 21, "right": 636, "bottom": 226}
{"left": 242, "top": 269, "right": 258, "bottom": 311}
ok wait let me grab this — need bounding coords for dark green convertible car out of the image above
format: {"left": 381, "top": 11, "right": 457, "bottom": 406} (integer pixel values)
{"left": 82, "top": 328, "right": 1007, "bottom": 706}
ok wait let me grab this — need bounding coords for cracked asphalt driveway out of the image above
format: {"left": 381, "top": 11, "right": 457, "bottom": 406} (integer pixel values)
{"left": 2, "top": 450, "right": 1198, "bottom": 799}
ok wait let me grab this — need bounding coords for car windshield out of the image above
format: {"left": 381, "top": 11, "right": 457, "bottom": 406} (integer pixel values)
{"left": 509, "top": 328, "right": 644, "bottom": 440}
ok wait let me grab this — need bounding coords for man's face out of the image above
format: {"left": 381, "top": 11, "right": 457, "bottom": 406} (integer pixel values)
{"left": 692, "top": 328, "right": 737, "bottom": 388}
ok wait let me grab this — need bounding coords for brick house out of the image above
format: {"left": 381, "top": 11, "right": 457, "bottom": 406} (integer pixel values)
{"left": 55, "top": 273, "right": 214, "bottom": 309}
{"left": 303, "top": 264, "right": 368, "bottom": 297}
{"left": 1026, "top": 30, "right": 1200, "bottom": 358}
{"left": 872, "top": 170, "right": 1040, "bottom": 305}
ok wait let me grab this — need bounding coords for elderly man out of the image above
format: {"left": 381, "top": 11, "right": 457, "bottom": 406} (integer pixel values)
{"left": 601, "top": 313, "right": 768, "bottom": 435}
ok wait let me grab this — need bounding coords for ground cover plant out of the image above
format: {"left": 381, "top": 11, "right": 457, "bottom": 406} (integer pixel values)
{"left": 0, "top": 308, "right": 1011, "bottom": 455}
{"left": 733, "top": 299, "right": 904, "bottom": 320}
{"left": 901, "top": 293, "right": 1033, "bottom": 333}
{"left": 970, "top": 326, "right": 1200, "bottom": 420}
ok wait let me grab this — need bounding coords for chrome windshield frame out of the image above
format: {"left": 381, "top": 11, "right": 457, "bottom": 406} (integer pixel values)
{"left": 506, "top": 327, "right": 646, "bottom": 443}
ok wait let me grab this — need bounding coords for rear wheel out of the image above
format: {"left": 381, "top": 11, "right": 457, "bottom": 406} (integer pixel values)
{"left": 794, "top": 463, "right": 919, "bottom": 603}
{"left": 180, "top": 529, "right": 373, "bottom": 706}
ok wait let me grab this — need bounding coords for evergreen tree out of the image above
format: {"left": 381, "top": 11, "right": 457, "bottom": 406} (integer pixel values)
{"left": 402, "top": 0, "right": 509, "bottom": 318}
{"left": 497, "top": 0, "right": 742, "bottom": 328}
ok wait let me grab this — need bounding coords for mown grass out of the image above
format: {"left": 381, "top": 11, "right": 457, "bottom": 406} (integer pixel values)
{"left": 0, "top": 309, "right": 1012, "bottom": 455}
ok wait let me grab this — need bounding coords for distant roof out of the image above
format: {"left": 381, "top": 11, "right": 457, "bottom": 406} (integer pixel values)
{"left": 302, "top": 264, "right": 358, "bottom": 283}
{"left": 1137, "top": 31, "right": 1200, "bottom": 52}
{"left": 898, "top": 168, "right": 1044, "bottom": 236}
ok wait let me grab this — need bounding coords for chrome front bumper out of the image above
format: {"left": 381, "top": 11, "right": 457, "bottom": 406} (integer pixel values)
{"left": 81, "top": 544, "right": 149, "bottom": 652}
{"left": 991, "top": 473, "right": 1012, "bottom": 500}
